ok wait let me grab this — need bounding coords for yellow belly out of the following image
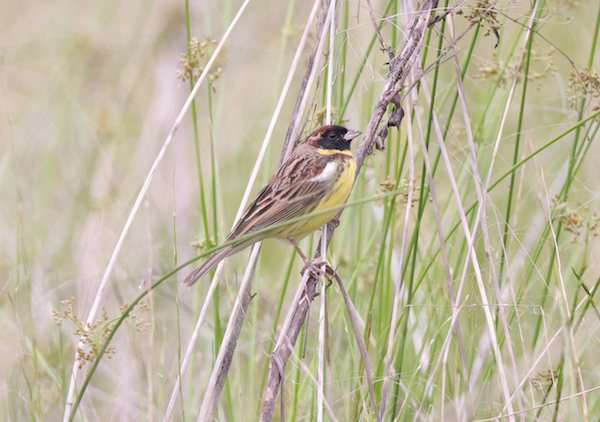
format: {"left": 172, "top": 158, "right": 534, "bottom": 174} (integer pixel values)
{"left": 273, "top": 158, "right": 356, "bottom": 240}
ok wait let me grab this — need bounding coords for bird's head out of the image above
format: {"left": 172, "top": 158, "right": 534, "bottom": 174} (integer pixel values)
{"left": 305, "top": 125, "right": 361, "bottom": 151}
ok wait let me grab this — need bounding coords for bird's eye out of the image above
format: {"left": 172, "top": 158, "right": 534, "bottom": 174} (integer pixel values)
{"left": 328, "top": 132, "right": 336, "bottom": 139}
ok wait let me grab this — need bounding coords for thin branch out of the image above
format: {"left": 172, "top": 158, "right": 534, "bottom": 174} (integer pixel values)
{"left": 355, "top": 0, "right": 439, "bottom": 162}
{"left": 260, "top": 270, "right": 317, "bottom": 421}
{"left": 260, "top": 1, "right": 441, "bottom": 420}
{"left": 281, "top": 0, "right": 337, "bottom": 163}
{"left": 334, "top": 271, "right": 379, "bottom": 418}
{"left": 366, "top": 0, "right": 394, "bottom": 60}
{"left": 196, "top": 244, "right": 261, "bottom": 421}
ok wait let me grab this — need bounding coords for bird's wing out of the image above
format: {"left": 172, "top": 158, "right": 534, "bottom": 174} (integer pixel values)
{"left": 227, "top": 151, "right": 335, "bottom": 240}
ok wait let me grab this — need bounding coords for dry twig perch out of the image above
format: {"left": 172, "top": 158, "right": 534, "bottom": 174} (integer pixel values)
{"left": 259, "top": 1, "right": 441, "bottom": 420}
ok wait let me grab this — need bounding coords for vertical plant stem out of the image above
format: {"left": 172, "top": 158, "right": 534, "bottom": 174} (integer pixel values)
{"left": 530, "top": 0, "right": 600, "bottom": 351}
{"left": 317, "top": 230, "right": 327, "bottom": 422}
{"left": 196, "top": 244, "right": 261, "bottom": 421}
{"left": 164, "top": 1, "right": 324, "bottom": 418}
{"left": 379, "top": 87, "right": 415, "bottom": 421}
{"left": 62, "top": 1, "right": 252, "bottom": 418}
{"left": 498, "top": 0, "right": 544, "bottom": 285}
{"left": 541, "top": 173, "right": 589, "bottom": 421}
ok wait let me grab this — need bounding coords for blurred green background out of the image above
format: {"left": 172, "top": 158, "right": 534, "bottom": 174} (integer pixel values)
{"left": 2, "top": 0, "right": 600, "bottom": 420}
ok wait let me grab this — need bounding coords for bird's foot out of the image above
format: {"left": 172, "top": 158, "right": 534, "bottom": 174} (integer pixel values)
{"left": 300, "top": 256, "right": 327, "bottom": 278}
{"left": 329, "top": 215, "right": 340, "bottom": 229}
{"left": 301, "top": 257, "right": 335, "bottom": 285}
{"left": 288, "top": 237, "right": 334, "bottom": 282}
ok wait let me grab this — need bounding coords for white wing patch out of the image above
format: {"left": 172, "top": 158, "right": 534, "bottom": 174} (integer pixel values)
{"left": 309, "top": 161, "right": 339, "bottom": 183}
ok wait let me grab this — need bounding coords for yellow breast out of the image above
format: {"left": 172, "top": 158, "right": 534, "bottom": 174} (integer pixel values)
{"left": 317, "top": 158, "right": 356, "bottom": 210}
{"left": 273, "top": 155, "right": 356, "bottom": 240}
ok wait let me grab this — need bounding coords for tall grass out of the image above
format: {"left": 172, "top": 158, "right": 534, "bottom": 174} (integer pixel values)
{"left": 2, "top": 0, "right": 600, "bottom": 420}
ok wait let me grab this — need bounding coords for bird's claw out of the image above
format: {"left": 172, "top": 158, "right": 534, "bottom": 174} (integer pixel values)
{"left": 329, "top": 216, "right": 340, "bottom": 229}
{"left": 301, "top": 257, "right": 334, "bottom": 284}
{"left": 300, "top": 256, "right": 326, "bottom": 278}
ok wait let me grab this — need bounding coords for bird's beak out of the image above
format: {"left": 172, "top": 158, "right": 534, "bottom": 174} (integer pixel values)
{"left": 344, "top": 129, "right": 362, "bottom": 141}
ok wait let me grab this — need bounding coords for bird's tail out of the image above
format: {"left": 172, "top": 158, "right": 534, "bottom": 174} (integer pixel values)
{"left": 183, "top": 244, "right": 237, "bottom": 286}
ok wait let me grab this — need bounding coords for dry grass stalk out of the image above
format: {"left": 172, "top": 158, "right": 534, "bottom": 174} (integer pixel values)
{"left": 179, "top": 1, "right": 336, "bottom": 420}
{"left": 163, "top": 1, "right": 327, "bottom": 419}
{"left": 62, "top": 1, "right": 253, "bottom": 420}
{"left": 196, "top": 244, "right": 261, "bottom": 421}
{"left": 542, "top": 172, "right": 589, "bottom": 421}
{"left": 260, "top": 1, "right": 442, "bottom": 420}
{"left": 444, "top": 14, "right": 518, "bottom": 421}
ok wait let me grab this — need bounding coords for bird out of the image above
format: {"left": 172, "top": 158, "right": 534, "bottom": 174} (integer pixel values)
{"left": 183, "top": 124, "right": 361, "bottom": 286}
